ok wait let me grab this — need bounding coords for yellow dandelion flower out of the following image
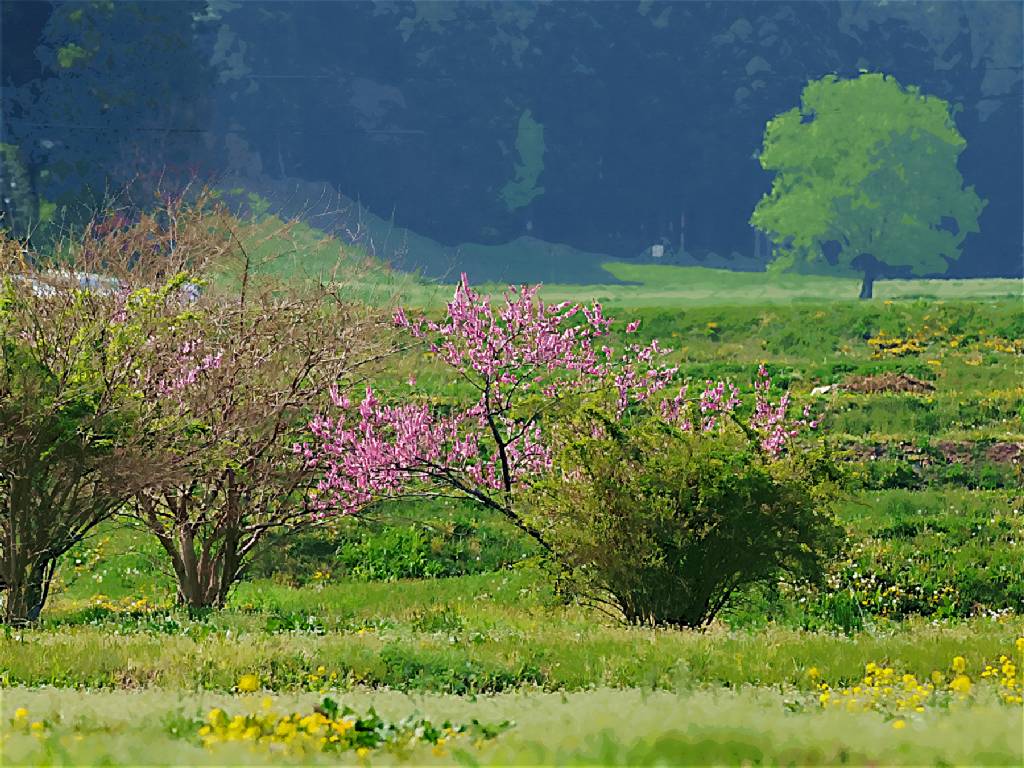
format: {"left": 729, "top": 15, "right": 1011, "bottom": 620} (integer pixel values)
{"left": 13, "top": 708, "right": 28, "bottom": 720}
{"left": 356, "top": 747, "right": 370, "bottom": 758}
{"left": 237, "top": 674, "right": 260, "bottom": 693}
{"left": 891, "top": 719, "right": 906, "bottom": 730}
{"left": 275, "top": 721, "right": 294, "bottom": 737}
{"left": 1015, "top": 637, "right": 1024, "bottom": 654}
{"left": 950, "top": 674, "right": 972, "bottom": 695}
{"left": 208, "top": 708, "right": 228, "bottom": 727}
{"left": 951, "top": 656, "right": 967, "bottom": 674}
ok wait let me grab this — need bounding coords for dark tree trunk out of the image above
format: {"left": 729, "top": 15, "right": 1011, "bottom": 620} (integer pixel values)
{"left": 153, "top": 523, "right": 247, "bottom": 609}
{"left": 138, "top": 484, "right": 255, "bottom": 610}
{"left": 2, "top": 557, "right": 55, "bottom": 625}
{"left": 856, "top": 254, "right": 878, "bottom": 300}
{"left": 859, "top": 271, "right": 875, "bottom": 299}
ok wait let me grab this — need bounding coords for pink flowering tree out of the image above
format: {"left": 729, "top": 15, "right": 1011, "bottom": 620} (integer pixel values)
{"left": 300, "top": 276, "right": 680, "bottom": 549}
{"left": 301, "top": 276, "right": 818, "bottom": 561}
{"left": 129, "top": 270, "right": 388, "bottom": 610}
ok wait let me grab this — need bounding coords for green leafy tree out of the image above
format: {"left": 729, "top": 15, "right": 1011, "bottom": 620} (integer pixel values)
{"left": 499, "top": 108, "right": 546, "bottom": 212}
{"left": 0, "top": 245, "right": 198, "bottom": 624}
{"left": 751, "top": 73, "right": 986, "bottom": 298}
{"left": 0, "top": 193, "right": 228, "bottom": 624}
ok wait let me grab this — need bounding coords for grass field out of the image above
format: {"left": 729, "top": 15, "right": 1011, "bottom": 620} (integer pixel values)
{"left": 2, "top": 272, "right": 1023, "bottom": 765}
{"left": 365, "top": 262, "right": 1022, "bottom": 310}
{"left": 231, "top": 214, "right": 1023, "bottom": 308}
{"left": 501, "top": 262, "right": 1023, "bottom": 308}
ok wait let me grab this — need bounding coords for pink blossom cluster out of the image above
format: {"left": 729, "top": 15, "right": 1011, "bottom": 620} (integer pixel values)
{"left": 298, "top": 385, "right": 554, "bottom": 515}
{"left": 301, "top": 277, "right": 820, "bottom": 516}
{"left": 749, "top": 363, "right": 820, "bottom": 456}
{"left": 392, "top": 275, "right": 662, "bottom": 393}
{"left": 152, "top": 339, "right": 223, "bottom": 398}
{"left": 394, "top": 274, "right": 678, "bottom": 414}
{"left": 302, "top": 276, "right": 676, "bottom": 513}
{"left": 658, "top": 364, "right": 817, "bottom": 456}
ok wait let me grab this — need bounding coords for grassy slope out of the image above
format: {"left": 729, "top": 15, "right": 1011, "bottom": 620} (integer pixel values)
{"left": 232, "top": 216, "right": 1022, "bottom": 308}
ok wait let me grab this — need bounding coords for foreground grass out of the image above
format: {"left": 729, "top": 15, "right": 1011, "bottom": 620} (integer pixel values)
{"left": 3, "top": 684, "right": 1022, "bottom": 766}
{"left": 5, "top": 567, "right": 1023, "bottom": 694}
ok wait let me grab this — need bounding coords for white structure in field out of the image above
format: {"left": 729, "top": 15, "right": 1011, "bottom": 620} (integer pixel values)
{"left": 650, "top": 244, "right": 664, "bottom": 259}
{"left": 10, "top": 271, "right": 200, "bottom": 301}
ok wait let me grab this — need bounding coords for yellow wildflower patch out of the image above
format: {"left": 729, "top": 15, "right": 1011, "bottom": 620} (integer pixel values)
{"left": 812, "top": 645, "right": 1024, "bottom": 717}
{"left": 197, "top": 696, "right": 512, "bottom": 757}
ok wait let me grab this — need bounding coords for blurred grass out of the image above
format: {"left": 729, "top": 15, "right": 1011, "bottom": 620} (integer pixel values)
{"left": 2, "top": 684, "right": 1021, "bottom": 765}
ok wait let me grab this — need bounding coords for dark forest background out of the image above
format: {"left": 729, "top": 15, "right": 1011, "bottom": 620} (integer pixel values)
{"left": 1, "top": 1, "right": 1021, "bottom": 280}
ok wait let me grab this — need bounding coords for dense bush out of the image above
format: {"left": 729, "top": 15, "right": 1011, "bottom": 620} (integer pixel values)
{"left": 0, "top": 224, "right": 208, "bottom": 624}
{"left": 529, "top": 409, "right": 845, "bottom": 627}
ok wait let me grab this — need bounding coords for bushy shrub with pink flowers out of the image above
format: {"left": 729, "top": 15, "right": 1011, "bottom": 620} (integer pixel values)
{"left": 303, "top": 275, "right": 844, "bottom": 625}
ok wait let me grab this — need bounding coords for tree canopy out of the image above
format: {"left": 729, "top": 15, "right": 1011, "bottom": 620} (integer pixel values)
{"left": 751, "top": 72, "right": 986, "bottom": 297}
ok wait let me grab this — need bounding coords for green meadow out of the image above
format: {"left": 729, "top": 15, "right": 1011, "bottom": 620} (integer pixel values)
{"left": 2, "top": 269, "right": 1022, "bottom": 766}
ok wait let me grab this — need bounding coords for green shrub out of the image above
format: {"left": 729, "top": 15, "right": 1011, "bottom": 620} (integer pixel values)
{"left": 857, "top": 458, "right": 921, "bottom": 490}
{"left": 529, "top": 412, "right": 845, "bottom": 627}
{"left": 246, "top": 502, "right": 534, "bottom": 585}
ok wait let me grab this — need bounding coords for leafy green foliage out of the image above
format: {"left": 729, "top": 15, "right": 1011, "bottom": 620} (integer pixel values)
{"left": 0, "top": 259, "right": 198, "bottom": 623}
{"left": 530, "top": 410, "right": 845, "bottom": 627}
{"left": 245, "top": 501, "right": 535, "bottom": 585}
{"left": 751, "top": 73, "right": 986, "bottom": 296}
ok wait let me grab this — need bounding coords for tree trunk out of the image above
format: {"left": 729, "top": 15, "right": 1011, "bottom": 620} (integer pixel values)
{"left": 139, "top": 485, "right": 255, "bottom": 610}
{"left": 156, "top": 524, "right": 245, "bottom": 609}
{"left": 857, "top": 256, "right": 878, "bottom": 299}
{"left": 859, "top": 271, "right": 875, "bottom": 300}
{"left": 1, "top": 557, "right": 55, "bottom": 625}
